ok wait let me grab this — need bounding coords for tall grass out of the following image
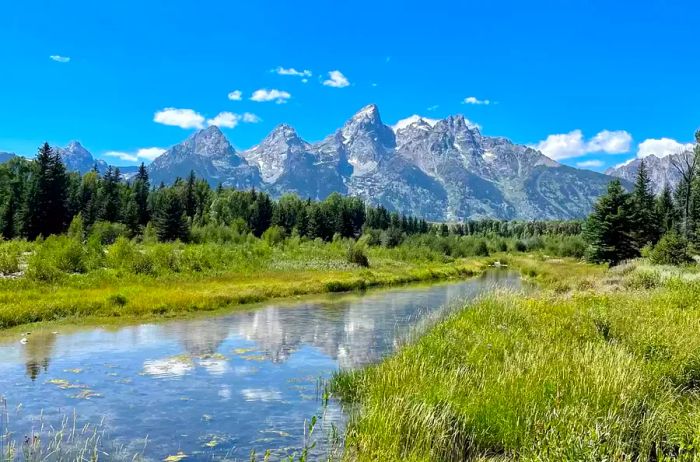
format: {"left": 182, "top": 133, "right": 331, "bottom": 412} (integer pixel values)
{"left": 333, "top": 262, "right": 700, "bottom": 461}
{"left": 0, "top": 397, "right": 144, "bottom": 461}
{"left": 0, "top": 235, "right": 500, "bottom": 330}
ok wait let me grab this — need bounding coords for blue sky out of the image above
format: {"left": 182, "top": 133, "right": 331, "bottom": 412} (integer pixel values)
{"left": 1, "top": 0, "right": 697, "bottom": 170}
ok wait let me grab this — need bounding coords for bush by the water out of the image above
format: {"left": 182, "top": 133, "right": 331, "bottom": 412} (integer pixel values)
{"left": 347, "top": 242, "right": 370, "bottom": 268}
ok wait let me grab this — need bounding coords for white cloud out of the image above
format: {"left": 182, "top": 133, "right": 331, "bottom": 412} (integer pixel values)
{"left": 49, "top": 55, "right": 70, "bottom": 63}
{"left": 250, "top": 88, "right": 291, "bottom": 104}
{"left": 533, "top": 130, "right": 586, "bottom": 159}
{"left": 637, "top": 138, "right": 694, "bottom": 159}
{"left": 463, "top": 96, "right": 490, "bottom": 105}
{"left": 207, "top": 111, "right": 240, "bottom": 128}
{"left": 323, "top": 70, "right": 350, "bottom": 88}
{"left": 104, "top": 151, "right": 138, "bottom": 162}
{"left": 242, "top": 112, "right": 262, "bottom": 123}
{"left": 227, "top": 90, "right": 243, "bottom": 101}
{"left": 136, "top": 147, "right": 166, "bottom": 160}
{"left": 427, "top": 105, "right": 439, "bottom": 112}
{"left": 576, "top": 159, "right": 604, "bottom": 168}
{"left": 104, "top": 147, "right": 166, "bottom": 163}
{"left": 533, "top": 129, "right": 633, "bottom": 160}
{"left": 587, "top": 130, "right": 632, "bottom": 154}
{"left": 154, "top": 108, "right": 205, "bottom": 129}
{"left": 274, "top": 67, "right": 312, "bottom": 78}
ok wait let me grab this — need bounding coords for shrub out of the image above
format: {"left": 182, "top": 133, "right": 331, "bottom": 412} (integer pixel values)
{"left": 25, "top": 255, "right": 62, "bottom": 282}
{"left": 107, "top": 236, "right": 137, "bottom": 270}
{"left": 649, "top": 232, "right": 692, "bottom": 266}
{"left": 473, "top": 239, "right": 490, "bottom": 257}
{"left": 262, "top": 225, "right": 286, "bottom": 246}
{"left": 0, "top": 241, "right": 23, "bottom": 274}
{"left": 130, "top": 252, "right": 155, "bottom": 275}
{"left": 90, "top": 221, "right": 129, "bottom": 245}
{"left": 149, "top": 244, "right": 181, "bottom": 272}
{"left": 53, "top": 238, "right": 87, "bottom": 273}
{"left": 624, "top": 268, "right": 662, "bottom": 289}
{"left": 381, "top": 227, "right": 404, "bottom": 248}
{"left": 514, "top": 240, "right": 527, "bottom": 252}
{"left": 559, "top": 236, "right": 586, "bottom": 259}
{"left": 67, "top": 214, "right": 85, "bottom": 241}
{"left": 347, "top": 242, "right": 370, "bottom": 268}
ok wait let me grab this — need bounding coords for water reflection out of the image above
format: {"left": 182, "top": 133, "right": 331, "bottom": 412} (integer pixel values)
{"left": 22, "top": 330, "right": 57, "bottom": 381}
{"left": 0, "top": 270, "right": 524, "bottom": 460}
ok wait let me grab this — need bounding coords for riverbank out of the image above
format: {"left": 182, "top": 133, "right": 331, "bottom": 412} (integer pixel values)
{"left": 332, "top": 260, "right": 700, "bottom": 461}
{"left": 0, "top": 238, "right": 500, "bottom": 332}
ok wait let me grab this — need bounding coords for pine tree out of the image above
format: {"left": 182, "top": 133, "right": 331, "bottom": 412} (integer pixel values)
{"left": 249, "top": 193, "right": 273, "bottom": 237}
{"left": 670, "top": 138, "right": 699, "bottom": 238}
{"left": 99, "top": 166, "right": 121, "bottom": 222}
{"left": 630, "top": 159, "right": 660, "bottom": 247}
{"left": 78, "top": 171, "right": 100, "bottom": 227}
{"left": 133, "top": 163, "right": 151, "bottom": 227}
{"left": 24, "top": 143, "right": 69, "bottom": 239}
{"left": 656, "top": 184, "right": 677, "bottom": 235}
{"left": 184, "top": 170, "right": 197, "bottom": 218}
{"left": 584, "top": 179, "right": 637, "bottom": 265}
{"left": 1, "top": 193, "right": 17, "bottom": 239}
{"left": 152, "top": 189, "right": 189, "bottom": 242}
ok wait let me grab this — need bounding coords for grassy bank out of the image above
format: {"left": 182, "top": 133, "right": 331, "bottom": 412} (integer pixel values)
{"left": 333, "top": 260, "right": 700, "bottom": 461}
{"left": 0, "top": 236, "right": 499, "bottom": 331}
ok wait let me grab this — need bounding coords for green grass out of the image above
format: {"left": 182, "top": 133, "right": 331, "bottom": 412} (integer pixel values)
{"left": 0, "top": 237, "right": 496, "bottom": 331}
{"left": 332, "top": 259, "right": 700, "bottom": 461}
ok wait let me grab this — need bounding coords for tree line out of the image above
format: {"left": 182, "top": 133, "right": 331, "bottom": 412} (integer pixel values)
{"left": 0, "top": 143, "right": 436, "bottom": 243}
{"left": 585, "top": 131, "right": 700, "bottom": 265}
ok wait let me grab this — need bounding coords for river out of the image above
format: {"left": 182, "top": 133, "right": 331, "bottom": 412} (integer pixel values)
{"left": 0, "top": 270, "right": 525, "bottom": 461}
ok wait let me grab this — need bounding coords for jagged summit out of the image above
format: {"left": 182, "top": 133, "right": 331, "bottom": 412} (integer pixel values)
{"left": 606, "top": 152, "right": 691, "bottom": 194}
{"left": 144, "top": 103, "right": 625, "bottom": 220}
{"left": 55, "top": 141, "right": 109, "bottom": 174}
{"left": 392, "top": 115, "right": 439, "bottom": 132}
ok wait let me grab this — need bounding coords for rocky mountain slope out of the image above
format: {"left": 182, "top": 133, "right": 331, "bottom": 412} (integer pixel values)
{"left": 606, "top": 153, "right": 690, "bottom": 194}
{"left": 54, "top": 141, "right": 110, "bottom": 174}
{"left": 149, "top": 126, "right": 260, "bottom": 189}
{"left": 0, "top": 152, "right": 16, "bottom": 163}
{"left": 148, "top": 104, "right": 625, "bottom": 220}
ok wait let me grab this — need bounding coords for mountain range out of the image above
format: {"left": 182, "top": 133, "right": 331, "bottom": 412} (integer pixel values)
{"left": 4, "top": 104, "right": 639, "bottom": 221}
{"left": 605, "top": 152, "right": 692, "bottom": 194}
{"left": 0, "top": 152, "right": 16, "bottom": 163}
{"left": 149, "top": 104, "right": 626, "bottom": 220}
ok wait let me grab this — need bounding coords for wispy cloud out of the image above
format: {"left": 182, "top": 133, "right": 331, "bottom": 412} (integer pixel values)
{"left": 153, "top": 108, "right": 205, "bottom": 129}
{"left": 207, "top": 112, "right": 240, "bottom": 128}
{"left": 227, "top": 90, "right": 243, "bottom": 101}
{"left": 274, "top": 67, "right": 312, "bottom": 78}
{"left": 104, "top": 151, "right": 138, "bottom": 162}
{"left": 463, "top": 96, "right": 490, "bottom": 105}
{"left": 323, "top": 70, "right": 350, "bottom": 88}
{"left": 250, "top": 89, "right": 291, "bottom": 103}
{"left": 576, "top": 159, "right": 604, "bottom": 169}
{"left": 533, "top": 129, "right": 632, "bottom": 160}
{"left": 427, "top": 105, "right": 439, "bottom": 112}
{"left": 49, "top": 55, "right": 70, "bottom": 63}
{"left": 242, "top": 112, "right": 262, "bottom": 123}
{"left": 104, "top": 147, "right": 166, "bottom": 163}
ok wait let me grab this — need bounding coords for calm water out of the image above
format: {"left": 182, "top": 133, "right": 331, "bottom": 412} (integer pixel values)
{"left": 0, "top": 271, "right": 524, "bottom": 460}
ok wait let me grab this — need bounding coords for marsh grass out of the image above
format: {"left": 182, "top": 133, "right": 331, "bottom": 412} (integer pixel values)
{"left": 333, "top": 261, "right": 700, "bottom": 461}
{"left": 0, "top": 397, "right": 144, "bottom": 461}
